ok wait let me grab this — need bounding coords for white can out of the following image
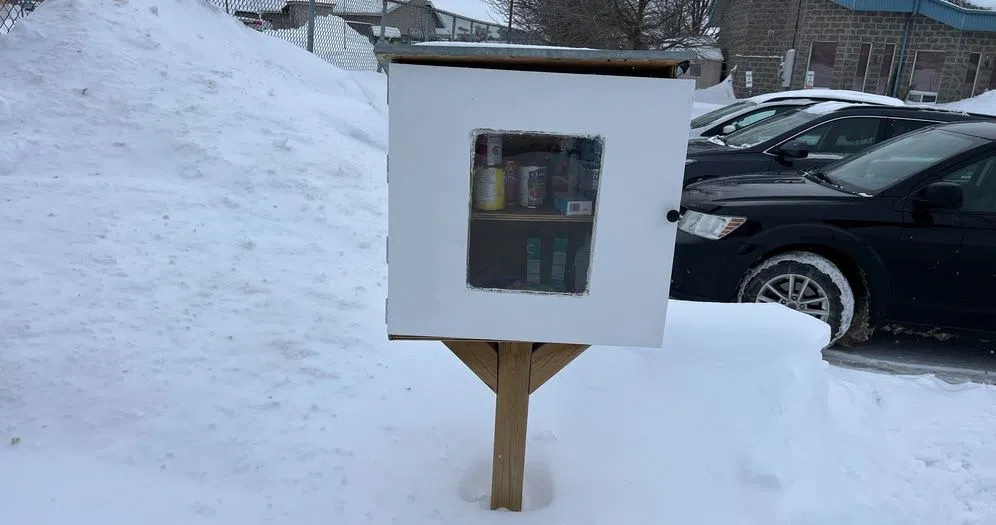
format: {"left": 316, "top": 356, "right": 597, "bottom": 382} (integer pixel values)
{"left": 485, "top": 133, "right": 503, "bottom": 166}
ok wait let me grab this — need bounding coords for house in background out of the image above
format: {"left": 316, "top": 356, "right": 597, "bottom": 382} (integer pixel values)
{"left": 716, "top": 0, "right": 996, "bottom": 103}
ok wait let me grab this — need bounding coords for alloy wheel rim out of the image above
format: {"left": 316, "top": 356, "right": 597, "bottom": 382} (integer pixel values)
{"left": 755, "top": 273, "right": 831, "bottom": 322}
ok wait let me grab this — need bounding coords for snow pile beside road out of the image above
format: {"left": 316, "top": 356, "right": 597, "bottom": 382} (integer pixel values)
{"left": 694, "top": 74, "right": 737, "bottom": 105}
{"left": 1, "top": 1, "right": 995, "bottom": 524}
{"left": 263, "top": 13, "right": 379, "bottom": 70}
{"left": 941, "top": 89, "right": 996, "bottom": 115}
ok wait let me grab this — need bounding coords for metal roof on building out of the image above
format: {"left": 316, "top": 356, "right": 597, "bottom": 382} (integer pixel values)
{"left": 831, "top": 0, "right": 996, "bottom": 31}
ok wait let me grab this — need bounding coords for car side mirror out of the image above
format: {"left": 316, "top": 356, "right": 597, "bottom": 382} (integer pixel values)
{"left": 778, "top": 141, "right": 810, "bottom": 161}
{"left": 722, "top": 124, "right": 737, "bottom": 135}
{"left": 917, "top": 181, "right": 963, "bottom": 210}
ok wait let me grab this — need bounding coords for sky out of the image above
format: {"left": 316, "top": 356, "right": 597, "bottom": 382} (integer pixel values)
{"left": 427, "top": 0, "right": 502, "bottom": 23}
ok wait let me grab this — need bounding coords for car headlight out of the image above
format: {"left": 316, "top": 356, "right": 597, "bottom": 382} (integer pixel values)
{"left": 677, "top": 210, "right": 746, "bottom": 240}
{"left": 685, "top": 158, "right": 697, "bottom": 165}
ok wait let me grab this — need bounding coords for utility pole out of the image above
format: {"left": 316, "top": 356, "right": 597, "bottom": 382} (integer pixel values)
{"left": 507, "top": 0, "right": 514, "bottom": 44}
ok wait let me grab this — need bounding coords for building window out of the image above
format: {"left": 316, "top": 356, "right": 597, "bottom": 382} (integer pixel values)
{"left": 908, "top": 50, "right": 946, "bottom": 99}
{"left": 853, "top": 43, "right": 872, "bottom": 91}
{"left": 870, "top": 43, "right": 897, "bottom": 95}
{"left": 807, "top": 42, "right": 838, "bottom": 88}
{"left": 688, "top": 62, "right": 703, "bottom": 78}
{"left": 964, "top": 53, "right": 982, "bottom": 99}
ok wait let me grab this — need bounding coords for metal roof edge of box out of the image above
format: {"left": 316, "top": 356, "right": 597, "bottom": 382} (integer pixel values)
{"left": 373, "top": 42, "right": 697, "bottom": 77}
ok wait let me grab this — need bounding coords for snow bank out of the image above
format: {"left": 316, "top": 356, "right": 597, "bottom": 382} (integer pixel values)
{"left": 263, "top": 13, "right": 379, "bottom": 70}
{"left": 694, "top": 74, "right": 737, "bottom": 105}
{"left": 940, "top": 89, "right": 996, "bottom": 116}
{"left": 2, "top": 1, "right": 996, "bottom": 524}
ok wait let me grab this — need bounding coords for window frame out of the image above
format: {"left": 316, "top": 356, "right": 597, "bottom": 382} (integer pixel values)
{"left": 854, "top": 42, "right": 873, "bottom": 92}
{"left": 806, "top": 41, "right": 839, "bottom": 89}
{"left": 908, "top": 50, "right": 947, "bottom": 97}
{"left": 765, "top": 115, "right": 890, "bottom": 159}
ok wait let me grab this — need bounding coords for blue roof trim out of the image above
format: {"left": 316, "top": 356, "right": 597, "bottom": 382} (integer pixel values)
{"left": 829, "top": 0, "right": 996, "bottom": 31}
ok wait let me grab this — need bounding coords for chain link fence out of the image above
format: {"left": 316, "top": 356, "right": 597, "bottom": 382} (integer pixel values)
{"left": 1, "top": 0, "right": 545, "bottom": 69}
{"left": 1, "top": 0, "right": 42, "bottom": 35}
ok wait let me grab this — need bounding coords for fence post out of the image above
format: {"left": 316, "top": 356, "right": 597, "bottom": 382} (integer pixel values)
{"left": 377, "top": 0, "right": 389, "bottom": 73}
{"left": 307, "top": 0, "right": 316, "bottom": 53}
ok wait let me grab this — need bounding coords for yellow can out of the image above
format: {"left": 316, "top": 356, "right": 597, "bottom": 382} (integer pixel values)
{"left": 473, "top": 166, "right": 505, "bottom": 211}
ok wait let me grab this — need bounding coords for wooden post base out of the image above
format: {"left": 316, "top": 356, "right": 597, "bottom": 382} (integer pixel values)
{"left": 442, "top": 340, "right": 589, "bottom": 512}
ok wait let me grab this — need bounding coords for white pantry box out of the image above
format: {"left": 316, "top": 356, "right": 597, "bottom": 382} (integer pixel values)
{"left": 377, "top": 43, "right": 696, "bottom": 348}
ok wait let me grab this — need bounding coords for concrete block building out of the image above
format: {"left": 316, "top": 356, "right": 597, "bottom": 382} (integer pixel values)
{"left": 715, "top": 0, "right": 996, "bottom": 102}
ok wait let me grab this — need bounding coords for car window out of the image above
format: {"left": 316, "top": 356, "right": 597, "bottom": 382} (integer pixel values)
{"left": 728, "top": 108, "right": 779, "bottom": 130}
{"left": 787, "top": 117, "right": 885, "bottom": 155}
{"left": 723, "top": 108, "right": 821, "bottom": 148}
{"left": 690, "top": 101, "right": 754, "bottom": 129}
{"left": 939, "top": 156, "right": 996, "bottom": 213}
{"left": 889, "top": 118, "right": 938, "bottom": 139}
{"left": 823, "top": 129, "right": 989, "bottom": 194}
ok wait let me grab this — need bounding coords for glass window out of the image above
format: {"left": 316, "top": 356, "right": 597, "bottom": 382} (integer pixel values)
{"left": 822, "top": 129, "right": 988, "bottom": 194}
{"left": 910, "top": 51, "right": 946, "bottom": 94}
{"left": 853, "top": 43, "right": 872, "bottom": 91}
{"left": 869, "top": 43, "right": 897, "bottom": 95}
{"left": 690, "top": 100, "right": 754, "bottom": 129}
{"left": 940, "top": 156, "right": 996, "bottom": 213}
{"left": 689, "top": 63, "right": 703, "bottom": 77}
{"left": 789, "top": 117, "right": 884, "bottom": 154}
{"left": 808, "top": 42, "right": 838, "bottom": 88}
{"left": 963, "top": 52, "right": 981, "bottom": 99}
{"left": 729, "top": 108, "right": 778, "bottom": 130}
{"left": 722, "top": 108, "right": 822, "bottom": 148}
{"left": 467, "top": 130, "right": 603, "bottom": 295}
{"left": 887, "top": 118, "right": 937, "bottom": 139}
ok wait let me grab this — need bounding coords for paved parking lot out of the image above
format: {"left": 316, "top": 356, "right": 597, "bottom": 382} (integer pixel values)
{"left": 825, "top": 332, "right": 996, "bottom": 385}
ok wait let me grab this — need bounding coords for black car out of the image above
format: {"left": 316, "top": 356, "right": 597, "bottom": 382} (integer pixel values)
{"left": 670, "top": 120, "right": 996, "bottom": 346}
{"left": 683, "top": 102, "right": 993, "bottom": 186}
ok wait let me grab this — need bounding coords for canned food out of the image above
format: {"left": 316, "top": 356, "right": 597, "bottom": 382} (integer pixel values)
{"left": 475, "top": 133, "right": 503, "bottom": 166}
{"left": 504, "top": 160, "right": 519, "bottom": 206}
{"left": 518, "top": 165, "right": 546, "bottom": 208}
{"left": 473, "top": 166, "right": 505, "bottom": 211}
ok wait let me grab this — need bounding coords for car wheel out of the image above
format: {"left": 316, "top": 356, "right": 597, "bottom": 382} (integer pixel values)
{"left": 737, "top": 251, "right": 855, "bottom": 345}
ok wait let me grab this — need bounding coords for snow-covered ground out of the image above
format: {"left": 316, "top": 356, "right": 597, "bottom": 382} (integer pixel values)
{"left": 3, "top": 1, "right": 996, "bottom": 524}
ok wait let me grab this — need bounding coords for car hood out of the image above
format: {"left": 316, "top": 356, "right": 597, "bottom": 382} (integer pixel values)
{"left": 682, "top": 172, "right": 856, "bottom": 212}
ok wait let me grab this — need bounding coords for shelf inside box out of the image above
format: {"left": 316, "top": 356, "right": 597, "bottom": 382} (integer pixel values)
{"left": 471, "top": 207, "right": 594, "bottom": 223}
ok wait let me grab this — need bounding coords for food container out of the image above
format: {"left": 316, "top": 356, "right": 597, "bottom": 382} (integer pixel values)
{"left": 473, "top": 166, "right": 505, "bottom": 211}
{"left": 504, "top": 160, "right": 519, "bottom": 206}
{"left": 518, "top": 165, "right": 546, "bottom": 208}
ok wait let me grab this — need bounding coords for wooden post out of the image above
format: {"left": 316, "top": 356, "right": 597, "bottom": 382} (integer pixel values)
{"left": 428, "top": 338, "right": 589, "bottom": 511}
{"left": 491, "top": 342, "right": 532, "bottom": 511}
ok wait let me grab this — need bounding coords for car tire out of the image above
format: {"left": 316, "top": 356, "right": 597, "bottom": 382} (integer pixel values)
{"left": 737, "top": 251, "right": 855, "bottom": 346}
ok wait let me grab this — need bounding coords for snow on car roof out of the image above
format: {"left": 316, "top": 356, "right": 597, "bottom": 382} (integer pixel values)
{"left": 802, "top": 101, "right": 862, "bottom": 114}
{"left": 749, "top": 88, "right": 905, "bottom": 107}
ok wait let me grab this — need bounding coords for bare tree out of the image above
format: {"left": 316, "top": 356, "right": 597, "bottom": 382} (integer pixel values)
{"left": 486, "top": 0, "right": 714, "bottom": 49}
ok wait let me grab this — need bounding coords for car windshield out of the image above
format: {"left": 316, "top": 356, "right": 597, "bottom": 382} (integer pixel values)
{"left": 690, "top": 101, "right": 754, "bottom": 129}
{"left": 722, "top": 107, "right": 821, "bottom": 148}
{"left": 821, "top": 129, "right": 989, "bottom": 194}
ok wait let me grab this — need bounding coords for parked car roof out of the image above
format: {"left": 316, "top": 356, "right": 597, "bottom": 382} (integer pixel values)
{"left": 682, "top": 103, "right": 995, "bottom": 185}
{"left": 747, "top": 88, "right": 905, "bottom": 107}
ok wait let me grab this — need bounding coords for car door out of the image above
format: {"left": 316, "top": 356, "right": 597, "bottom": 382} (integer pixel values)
{"left": 892, "top": 152, "right": 996, "bottom": 330}
{"left": 932, "top": 155, "right": 996, "bottom": 331}
{"left": 771, "top": 116, "right": 890, "bottom": 172}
